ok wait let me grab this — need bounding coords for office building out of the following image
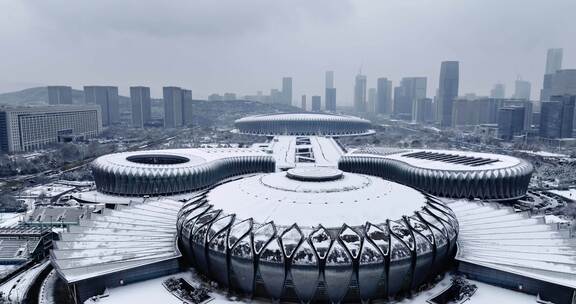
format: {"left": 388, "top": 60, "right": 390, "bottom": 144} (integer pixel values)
{"left": 163, "top": 87, "right": 183, "bottom": 128}
{"left": 223, "top": 93, "right": 236, "bottom": 101}
{"left": 354, "top": 74, "right": 367, "bottom": 112}
{"left": 394, "top": 77, "right": 427, "bottom": 120}
{"left": 282, "top": 77, "right": 293, "bottom": 105}
{"left": 84, "top": 86, "right": 119, "bottom": 126}
{"left": 540, "top": 69, "right": 576, "bottom": 120}
{"left": 325, "top": 71, "right": 334, "bottom": 89}
{"left": 540, "top": 48, "right": 563, "bottom": 103}
{"left": 376, "top": 78, "right": 392, "bottom": 114}
{"left": 490, "top": 83, "right": 506, "bottom": 99}
{"left": 130, "top": 86, "right": 151, "bottom": 128}
{"left": 182, "top": 89, "right": 193, "bottom": 126}
{"left": 501, "top": 99, "right": 533, "bottom": 131}
{"left": 301, "top": 95, "right": 307, "bottom": 111}
{"left": 47, "top": 86, "right": 73, "bottom": 105}
{"left": 498, "top": 107, "right": 525, "bottom": 141}
{"left": 545, "top": 48, "right": 563, "bottom": 75}
{"left": 550, "top": 70, "right": 576, "bottom": 96}
{"left": 452, "top": 98, "right": 532, "bottom": 130}
{"left": 270, "top": 89, "right": 282, "bottom": 104}
{"left": 0, "top": 105, "right": 101, "bottom": 153}
{"left": 208, "top": 94, "right": 222, "bottom": 101}
{"left": 325, "top": 88, "right": 336, "bottom": 111}
{"left": 311, "top": 95, "right": 322, "bottom": 112}
{"left": 437, "top": 61, "right": 459, "bottom": 127}
{"left": 513, "top": 79, "right": 531, "bottom": 100}
{"left": 367, "top": 88, "right": 376, "bottom": 113}
{"left": 412, "top": 98, "right": 434, "bottom": 124}
{"left": 539, "top": 95, "right": 575, "bottom": 139}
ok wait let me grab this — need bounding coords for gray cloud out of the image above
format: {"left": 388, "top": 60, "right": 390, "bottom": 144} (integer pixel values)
{"left": 0, "top": 0, "right": 574, "bottom": 103}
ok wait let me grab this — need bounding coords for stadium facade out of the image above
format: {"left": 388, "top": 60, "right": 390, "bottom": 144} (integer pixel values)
{"left": 340, "top": 148, "right": 533, "bottom": 201}
{"left": 235, "top": 113, "right": 373, "bottom": 136}
{"left": 177, "top": 168, "right": 459, "bottom": 302}
{"left": 91, "top": 149, "right": 275, "bottom": 196}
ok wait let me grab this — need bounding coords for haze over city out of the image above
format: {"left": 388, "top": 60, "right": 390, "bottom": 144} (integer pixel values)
{"left": 1, "top": 1, "right": 576, "bottom": 304}
{"left": 1, "top": 0, "right": 576, "bottom": 102}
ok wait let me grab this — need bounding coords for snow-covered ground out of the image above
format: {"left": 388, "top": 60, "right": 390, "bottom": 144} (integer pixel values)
{"left": 550, "top": 189, "right": 576, "bottom": 202}
{"left": 0, "top": 261, "right": 50, "bottom": 302}
{"left": 0, "top": 212, "right": 25, "bottom": 228}
{"left": 87, "top": 271, "right": 535, "bottom": 304}
{"left": 19, "top": 184, "right": 75, "bottom": 199}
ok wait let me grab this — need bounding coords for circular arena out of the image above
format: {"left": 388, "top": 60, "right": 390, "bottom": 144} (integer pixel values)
{"left": 91, "top": 149, "right": 275, "bottom": 196}
{"left": 340, "top": 148, "right": 534, "bottom": 201}
{"left": 177, "top": 168, "right": 458, "bottom": 303}
{"left": 234, "top": 113, "right": 373, "bottom": 136}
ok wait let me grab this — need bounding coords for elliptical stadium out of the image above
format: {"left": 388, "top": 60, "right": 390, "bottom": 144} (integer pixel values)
{"left": 50, "top": 113, "right": 576, "bottom": 304}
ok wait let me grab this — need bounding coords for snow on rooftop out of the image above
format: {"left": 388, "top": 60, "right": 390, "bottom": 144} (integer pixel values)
{"left": 351, "top": 148, "right": 525, "bottom": 171}
{"left": 205, "top": 170, "right": 428, "bottom": 228}
{"left": 235, "top": 113, "right": 370, "bottom": 124}
{"left": 92, "top": 147, "right": 268, "bottom": 174}
{"left": 451, "top": 200, "right": 576, "bottom": 289}
{"left": 269, "top": 136, "right": 344, "bottom": 169}
{"left": 51, "top": 199, "right": 182, "bottom": 283}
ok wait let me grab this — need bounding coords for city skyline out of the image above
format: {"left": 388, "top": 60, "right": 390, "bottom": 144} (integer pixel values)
{"left": 1, "top": 1, "right": 575, "bottom": 103}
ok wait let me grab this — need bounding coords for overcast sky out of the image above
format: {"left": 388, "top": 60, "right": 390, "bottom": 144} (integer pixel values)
{"left": 1, "top": 0, "right": 575, "bottom": 104}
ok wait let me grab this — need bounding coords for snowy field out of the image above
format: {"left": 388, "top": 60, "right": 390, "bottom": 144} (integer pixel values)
{"left": 88, "top": 271, "right": 535, "bottom": 304}
{"left": 0, "top": 261, "right": 50, "bottom": 302}
{"left": 0, "top": 212, "right": 24, "bottom": 228}
{"left": 550, "top": 189, "right": 576, "bottom": 202}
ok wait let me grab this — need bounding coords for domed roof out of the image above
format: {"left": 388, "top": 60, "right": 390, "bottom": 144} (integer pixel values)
{"left": 205, "top": 168, "right": 429, "bottom": 228}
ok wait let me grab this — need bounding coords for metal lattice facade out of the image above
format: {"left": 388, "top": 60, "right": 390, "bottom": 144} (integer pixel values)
{"left": 177, "top": 194, "right": 458, "bottom": 303}
{"left": 92, "top": 155, "right": 275, "bottom": 196}
{"left": 235, "top": 113, "right": 372, "bottom": 136}
{"left": 338, "top": 155, "right": 533, "bottom": 201}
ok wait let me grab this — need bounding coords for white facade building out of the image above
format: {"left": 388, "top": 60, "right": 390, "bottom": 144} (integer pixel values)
{"left": 0, "top": 105, "right": 102, "bottom": 153}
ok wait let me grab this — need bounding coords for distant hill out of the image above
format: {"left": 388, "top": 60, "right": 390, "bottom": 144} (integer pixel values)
{"left": 0, "top": 87, "right": 304, "bottom": 127}
{"left": 190, "top": 99, "right": 302, "bottom": 128}
{"left": 0, "top": 87, "right": 50, "bottom": 106}
{"left": 0, "top": 86, "right": 130, "bottom": 109}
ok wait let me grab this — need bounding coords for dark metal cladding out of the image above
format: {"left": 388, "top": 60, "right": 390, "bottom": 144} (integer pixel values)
{"left": 324, "top": 240, "right": 353, "bottom": 303}
{"left": 259, "top": 238, "right": 286, "bottom": 299}
{"left": 291, "top": 240, "right": 320, "bottom": 302}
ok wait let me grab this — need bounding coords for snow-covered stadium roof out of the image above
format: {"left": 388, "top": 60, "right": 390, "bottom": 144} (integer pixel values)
{"left": 205, "top": 168, "right": 428, "bottom": 227}
{"left": 51, "top": 199, "right": 182, "bottom": 283}
{"left": 177, "top": 168, "right": 460, "bottom": 302}
{"left": 350, "top": 148, "right": 524, "bottom": 171}
{"left": 234, "top": 113, "right": 373, "bottom": 136}
{"left": 91, "top": 148, "right": 275, "bottom": 196}
{"left": 451, "top": 200, "right": 576, "bottom": 289}
{"left": 341, "top": 148, "right": 534, "bottom": 200}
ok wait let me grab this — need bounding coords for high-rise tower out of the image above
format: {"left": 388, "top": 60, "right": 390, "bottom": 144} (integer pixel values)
{"left": 437, "top": 61, "right": 459, "bottom": 127}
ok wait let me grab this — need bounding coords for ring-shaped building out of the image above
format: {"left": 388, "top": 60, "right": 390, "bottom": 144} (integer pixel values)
{"left": 340, "top": 148, "right": 533, "bottom": 201}
{"left": 234, "top": 113, "right": 373, "bottom": 136}
{"left": 91, "top": 149, "right": 275, "bottom": 196}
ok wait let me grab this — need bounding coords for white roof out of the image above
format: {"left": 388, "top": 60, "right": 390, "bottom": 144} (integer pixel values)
{"left": 205, "top": 170, "right": 427, "bottom": 228}
{"left": 451, "top": 200, "right": 576, "bottom": 289}
{"left": 91, "top": 148, "right": 268, "bottom": 175}
{"left": 351, "top": 148, "right": 524, "bottom": 171}
{"left": 235, "top": 113, "right": 370, "bottom": 124}
{"left": 51, "top": 199, "right": 183, "bottom": 283}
